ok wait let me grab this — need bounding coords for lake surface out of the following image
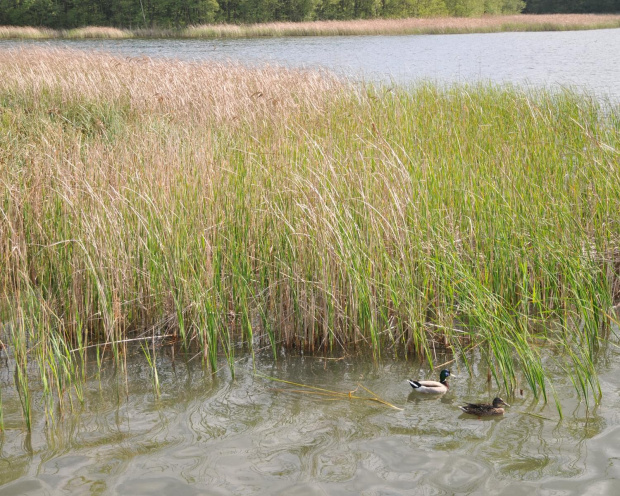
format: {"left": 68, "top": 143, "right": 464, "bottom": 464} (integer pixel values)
{"left": 1, "top": 345, "right": 620, "bottom": 495}
{"left": 2, "top": 28, "right": 620, "bottom": 100}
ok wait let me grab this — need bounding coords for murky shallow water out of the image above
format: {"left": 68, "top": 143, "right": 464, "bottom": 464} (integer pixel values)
{"left": 2, "top": 28, "right": 620, "bottom": 100}
{"left": 2, "top": 346, "right": 620, "bottom": 495}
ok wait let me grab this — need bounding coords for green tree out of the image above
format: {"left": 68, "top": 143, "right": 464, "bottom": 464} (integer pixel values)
{"left": 284, "top": 0, "right": 316, "bottom": 21}
{"left": 0, "top": 0, "right": 58, "bottom": 25}
{"left": 525, "top": 0, "right": 617, "bottom": 12}
{"left": 0, "top": 0, "right": 613, "bottom": 29}
{"left": 444, "top": 0, "right": 485, "bottom": 16}
{"left": 501, "top": 0, "right": 524, "bottom": 13}
{"left": 483, "top": 0, "right": 524, "bottom": 13}
{"left": 416, "top": 0, "right": 448, "bottom": 16}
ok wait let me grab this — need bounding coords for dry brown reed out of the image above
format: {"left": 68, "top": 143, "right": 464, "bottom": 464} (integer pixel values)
{"left": 184, "top": 14, "right": 620, "bottom": 37}
{"left": 259, "top": 374, "right": 403, "bottom": 410}
{"left": 0, "top": 47, "right": 343, "bottom": 348}
{"left": 0, "top": 48, "right": 338, "bottom": 120}
{"left": 64, "top": 26, "right": 133, "bottom": 39}
{"left": 0, "top": 26, "right": 57, "bottom": 39}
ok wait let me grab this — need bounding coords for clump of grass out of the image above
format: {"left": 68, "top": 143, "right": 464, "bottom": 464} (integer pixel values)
{"left": 0, "top": 48, "right": 619, "bottom": 429}
{"left": 182, "top": 24, "right": 244, "bottom": 38}
{"left": 0, "top": 26, "right": 56, "bottom": 39}
{"left": 64, "top": 26, "right": 133, "bottom": 39}
{"left": 183, "top": 14, "right": 620, "bottom": 38}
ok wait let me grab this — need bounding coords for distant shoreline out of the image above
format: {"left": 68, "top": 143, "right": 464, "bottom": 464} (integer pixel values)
{"left": 2, "top": 14, "right": 620, "bottom": 40}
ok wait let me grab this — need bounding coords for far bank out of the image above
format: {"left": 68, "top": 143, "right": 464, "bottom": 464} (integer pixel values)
{"left": 1, "top": 14, "right": 620, "bottom": 40}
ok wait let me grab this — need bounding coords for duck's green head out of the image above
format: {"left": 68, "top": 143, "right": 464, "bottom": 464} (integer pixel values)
{"left": 440, "top": 369, "right": 451, "bottom": 383}
{"left": 492, "top": 397, "right": 510, "bottom": 407}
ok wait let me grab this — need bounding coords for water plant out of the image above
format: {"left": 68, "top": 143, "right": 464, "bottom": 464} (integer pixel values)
{"left": 180, "top": 14, "right": 620, "bottom": 38}
{"left": 141, "top": 340, "right": 161, "bottom": 399}
{"left": 0, "top": 48, "right": 619, "bottom": 429}
{"left": 0, "top": 26, "right": 57, "bottom": 39}
{"left": 259, "top": 374, "right": 403, "bottom": 410}
{"left": 1, "top": 14, "right": 620, "bottom": 40}
{"left": 63, "top": 27, "right": 133, "bottom": 39}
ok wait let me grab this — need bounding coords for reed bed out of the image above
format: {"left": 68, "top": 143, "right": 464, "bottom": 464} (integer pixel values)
{"left": 2, "top": 14, "right": 620, "bottom": 41}
{"left": 1, "top": 48, "right": 619, "bottom": 427}
{"left": 63, "top": 26, "right": 133, "bottom": 39}
{"left": 183, "top": 14, "right": 620, "bottom": 38}
{"left": 0, "top": 26, "right": 57, "bottom": 39}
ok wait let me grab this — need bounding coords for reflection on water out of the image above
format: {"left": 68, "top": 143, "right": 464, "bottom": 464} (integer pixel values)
{"left": 1, "top": 28, "right": 620, "bottom": 100}
{"left": 1, "top": 348, "right": 620, "bottom": 495}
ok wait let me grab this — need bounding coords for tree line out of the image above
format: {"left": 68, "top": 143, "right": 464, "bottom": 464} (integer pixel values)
{"left": 0, "top": 0, "right": 617, "bottom": 29}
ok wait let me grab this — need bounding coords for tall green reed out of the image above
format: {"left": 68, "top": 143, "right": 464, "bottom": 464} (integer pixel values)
{"left": 1, "top": 50, "right": 619, "bottom": 424}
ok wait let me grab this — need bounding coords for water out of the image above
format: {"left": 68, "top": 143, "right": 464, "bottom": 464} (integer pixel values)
{"left": 2, "top": 28, "right": 620, "bottom": 99}
{"left": 1, "top": 345, "right": 620, "bottom": 495}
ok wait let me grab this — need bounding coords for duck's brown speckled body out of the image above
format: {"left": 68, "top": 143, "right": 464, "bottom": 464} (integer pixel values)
{"left": 459, "top": 397, "right": 510, "bottom": 416}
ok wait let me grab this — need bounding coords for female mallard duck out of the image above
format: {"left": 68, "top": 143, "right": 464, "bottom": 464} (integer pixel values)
{"left": 459, "top": 397, "right": 510, "bottom": 416}
{"left": 408, "top": 369, "right": 451, "bottom": 394}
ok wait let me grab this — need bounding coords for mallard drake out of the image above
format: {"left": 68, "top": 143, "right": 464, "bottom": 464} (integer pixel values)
{"left": 459, "top": 397, "right": 510, "bottom": 416}
{"left": 408, "top": 369, "right": 450, "bottom": 394}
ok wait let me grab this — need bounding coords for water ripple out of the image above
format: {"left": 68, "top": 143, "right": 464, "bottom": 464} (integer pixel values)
{"left": 1, "top": 354, "right": 619, "bottom": 494}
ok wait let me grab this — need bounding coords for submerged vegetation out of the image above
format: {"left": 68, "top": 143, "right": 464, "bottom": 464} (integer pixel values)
{"left": 0, "top": 48, "right": 619, "bottom": 427}
{"left": 1, "top": 14, "right": 620, "bottom": 40}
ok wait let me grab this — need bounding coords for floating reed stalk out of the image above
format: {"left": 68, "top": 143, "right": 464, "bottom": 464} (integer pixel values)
{"left": 258, "top": 374, "right": 403, "bottom": 410}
